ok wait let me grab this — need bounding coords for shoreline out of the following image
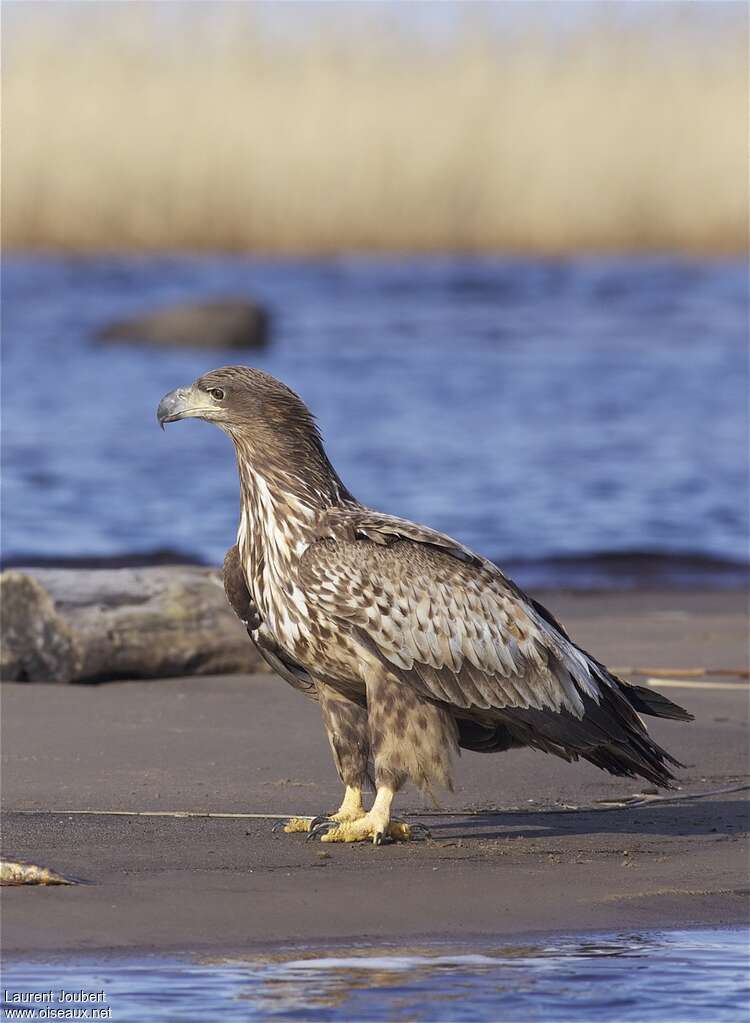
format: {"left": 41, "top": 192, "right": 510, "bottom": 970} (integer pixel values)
{"left": 3, "top": 921, "right": 747, "bottom": 966}
{"left": 2, "top": 551, "right": 747, "bottom": 593}
{"left": 1, "top": 589, "right": 747, "bottom": 957}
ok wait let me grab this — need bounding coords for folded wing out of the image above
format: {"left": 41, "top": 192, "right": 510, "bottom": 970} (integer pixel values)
{"left": 300, "top": 507, "right": 691, "bottom": 786}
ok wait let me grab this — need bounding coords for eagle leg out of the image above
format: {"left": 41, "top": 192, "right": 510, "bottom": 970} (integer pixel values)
{"left": 330, "top": 783, "right": 367, "bottom": 823}
{"left": 308, "top": 786, "right": 368, "bottom": 832}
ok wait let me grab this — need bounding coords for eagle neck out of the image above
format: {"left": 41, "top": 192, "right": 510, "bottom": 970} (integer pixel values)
{"left": 231, "top": 434, "right": 353, "bottom": 597}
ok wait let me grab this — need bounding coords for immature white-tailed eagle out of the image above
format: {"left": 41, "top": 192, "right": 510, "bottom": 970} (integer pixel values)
{"left": 158, "top": 367, "right": 692, "bottom": 844}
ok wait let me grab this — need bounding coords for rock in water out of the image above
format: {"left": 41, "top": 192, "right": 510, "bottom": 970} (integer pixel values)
{"left": 0, "top": 566, "right": 261, "bottom": 682}
{"left": 97, "top": 299, "right": 270, "bottom": 349}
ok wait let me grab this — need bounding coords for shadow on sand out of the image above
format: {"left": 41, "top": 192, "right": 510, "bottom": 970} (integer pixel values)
{"left": 426, "top": 799, "right": 749, "bottom": 842}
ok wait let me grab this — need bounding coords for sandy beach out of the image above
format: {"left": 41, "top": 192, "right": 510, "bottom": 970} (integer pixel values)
{"left": 2, "top": 590, "right": 747, "bottom": 957}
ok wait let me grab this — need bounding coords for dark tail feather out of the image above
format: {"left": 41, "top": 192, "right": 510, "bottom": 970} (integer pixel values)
{"left": 582, "top": 742, "right": 681, "bottom": 789}
{"left": 494, "top": 651, "right": 691, "bottom": 788}
{"left": 617, "top": 681, "right": 694, "bottom": 722}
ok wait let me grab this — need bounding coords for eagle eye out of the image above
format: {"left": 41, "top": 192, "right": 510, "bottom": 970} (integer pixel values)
{"left": 209, "top": 388, "right": 225, "bottom": 401}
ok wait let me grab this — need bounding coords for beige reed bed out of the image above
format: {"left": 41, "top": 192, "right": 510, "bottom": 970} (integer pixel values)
{"left": 4, "top": 6, "right": 747, "bottom": 254}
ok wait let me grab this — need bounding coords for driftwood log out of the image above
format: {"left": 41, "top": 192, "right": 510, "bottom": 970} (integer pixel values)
{"left": 0, "top": 566, "right": 261, "bottom": 683}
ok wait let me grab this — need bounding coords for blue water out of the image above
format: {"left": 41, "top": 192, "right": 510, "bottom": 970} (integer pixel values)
{"left": 2, "top": 255, "right": 747, "bottom": 587}
{"left": 2, "top": 929, "right": 747, "bottom": 1022}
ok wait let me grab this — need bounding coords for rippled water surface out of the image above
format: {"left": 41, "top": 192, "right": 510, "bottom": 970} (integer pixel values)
{"left": 3, "top": 929, "right": 748, "bottom": 1022}
{"left": 2, "top": 255, "right": 747, "bottom": 587}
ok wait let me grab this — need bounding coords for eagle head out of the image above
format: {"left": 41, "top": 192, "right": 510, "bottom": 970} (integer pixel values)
{"left": 157, "top": 366, "right": 315, "bottom": 437}
{"left": 159, "top": 366, "right": 350, "bottom": 504}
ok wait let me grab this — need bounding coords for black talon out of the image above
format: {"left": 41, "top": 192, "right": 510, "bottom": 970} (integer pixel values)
{"left": 387, "top": 817, "right": 432, "bottom": 840}
{"left": 306, "top": 820, "right": 335, "bottom": 841}
{"left": 308, "top": 815, "right": 330, "bottom": 832}
{"left": 374, "top": 831, "right": 384, "bottom": 846}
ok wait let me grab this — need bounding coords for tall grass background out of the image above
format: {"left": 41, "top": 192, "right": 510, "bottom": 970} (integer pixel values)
{"left": 3, "top": 2, "right": 748, "bottom": 253}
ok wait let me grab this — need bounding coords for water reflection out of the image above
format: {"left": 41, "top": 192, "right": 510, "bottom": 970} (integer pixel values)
{"left": 4, "top": 929, "right": 745, "bottom": 1022}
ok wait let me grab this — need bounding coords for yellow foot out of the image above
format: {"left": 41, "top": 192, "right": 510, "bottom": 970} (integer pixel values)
{"left": 280, "top": 817, "right": 312, "bottom": 834}
{"left": 330, "top": 806, "right": 367, "bottom": 824}
{"left": 278, "top": 786, "right": 367, "bottom": 835}
{"left": 309, "top": 815, "right": 430, "bottom": 845}
{"left": 276, "top": 806, "right": 366, "bottom": 835}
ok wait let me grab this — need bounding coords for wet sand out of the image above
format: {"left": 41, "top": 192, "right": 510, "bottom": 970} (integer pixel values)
{"left": 1, "top": 590, "right": 748, "bottom": 956}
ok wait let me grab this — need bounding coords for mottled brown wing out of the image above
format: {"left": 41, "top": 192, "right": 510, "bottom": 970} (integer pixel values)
{"left": 223, "top": 545, "right": 262, "bottom": 630}
{"left": 317, "top": 506, "right": 481, "bottom": 564}
{"left": 301, "top": 510, "right": 603, "bottom": 718}
{"left": 223, "top": 545, "right": 317, "bottom": 699}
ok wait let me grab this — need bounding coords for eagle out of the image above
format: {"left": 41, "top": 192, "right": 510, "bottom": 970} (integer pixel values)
{"left": 157, "top": 366, "right": 692, "bottom": 845}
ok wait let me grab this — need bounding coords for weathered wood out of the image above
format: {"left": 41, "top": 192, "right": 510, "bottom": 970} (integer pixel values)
{"left": 0, "top": 567, "right": 260, "bottom": 683}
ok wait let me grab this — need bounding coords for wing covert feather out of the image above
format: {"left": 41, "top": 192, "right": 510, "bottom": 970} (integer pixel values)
{"left": 301, "top": 510, "right": 601, "bottom": 717}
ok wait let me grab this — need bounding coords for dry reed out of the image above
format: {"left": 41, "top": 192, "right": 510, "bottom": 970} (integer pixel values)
{"left": 2, "top": 5, "right": 748, "bottom": 253}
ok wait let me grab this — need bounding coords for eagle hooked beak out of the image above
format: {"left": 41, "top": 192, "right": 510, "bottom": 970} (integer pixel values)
{"left": 157, "top": 385, "right": 214, "bottom": 429}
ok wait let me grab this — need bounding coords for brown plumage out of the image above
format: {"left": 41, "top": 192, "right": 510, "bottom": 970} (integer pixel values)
{"left": 158, "top": 367, "right": 692, "bottom": 844}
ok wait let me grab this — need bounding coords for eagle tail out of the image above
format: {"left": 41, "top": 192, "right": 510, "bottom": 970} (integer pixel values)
{"left": 578, "top": 726, "right": 684, "bottom": 788}
{"left": 615, "top": 680, "right": 694, "bottom": 722}
{"left": 565, "top": 661, "right": 692, "bottom": 788}
{"left": 476, "top": 660, "right": 689, "bottom": 789}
